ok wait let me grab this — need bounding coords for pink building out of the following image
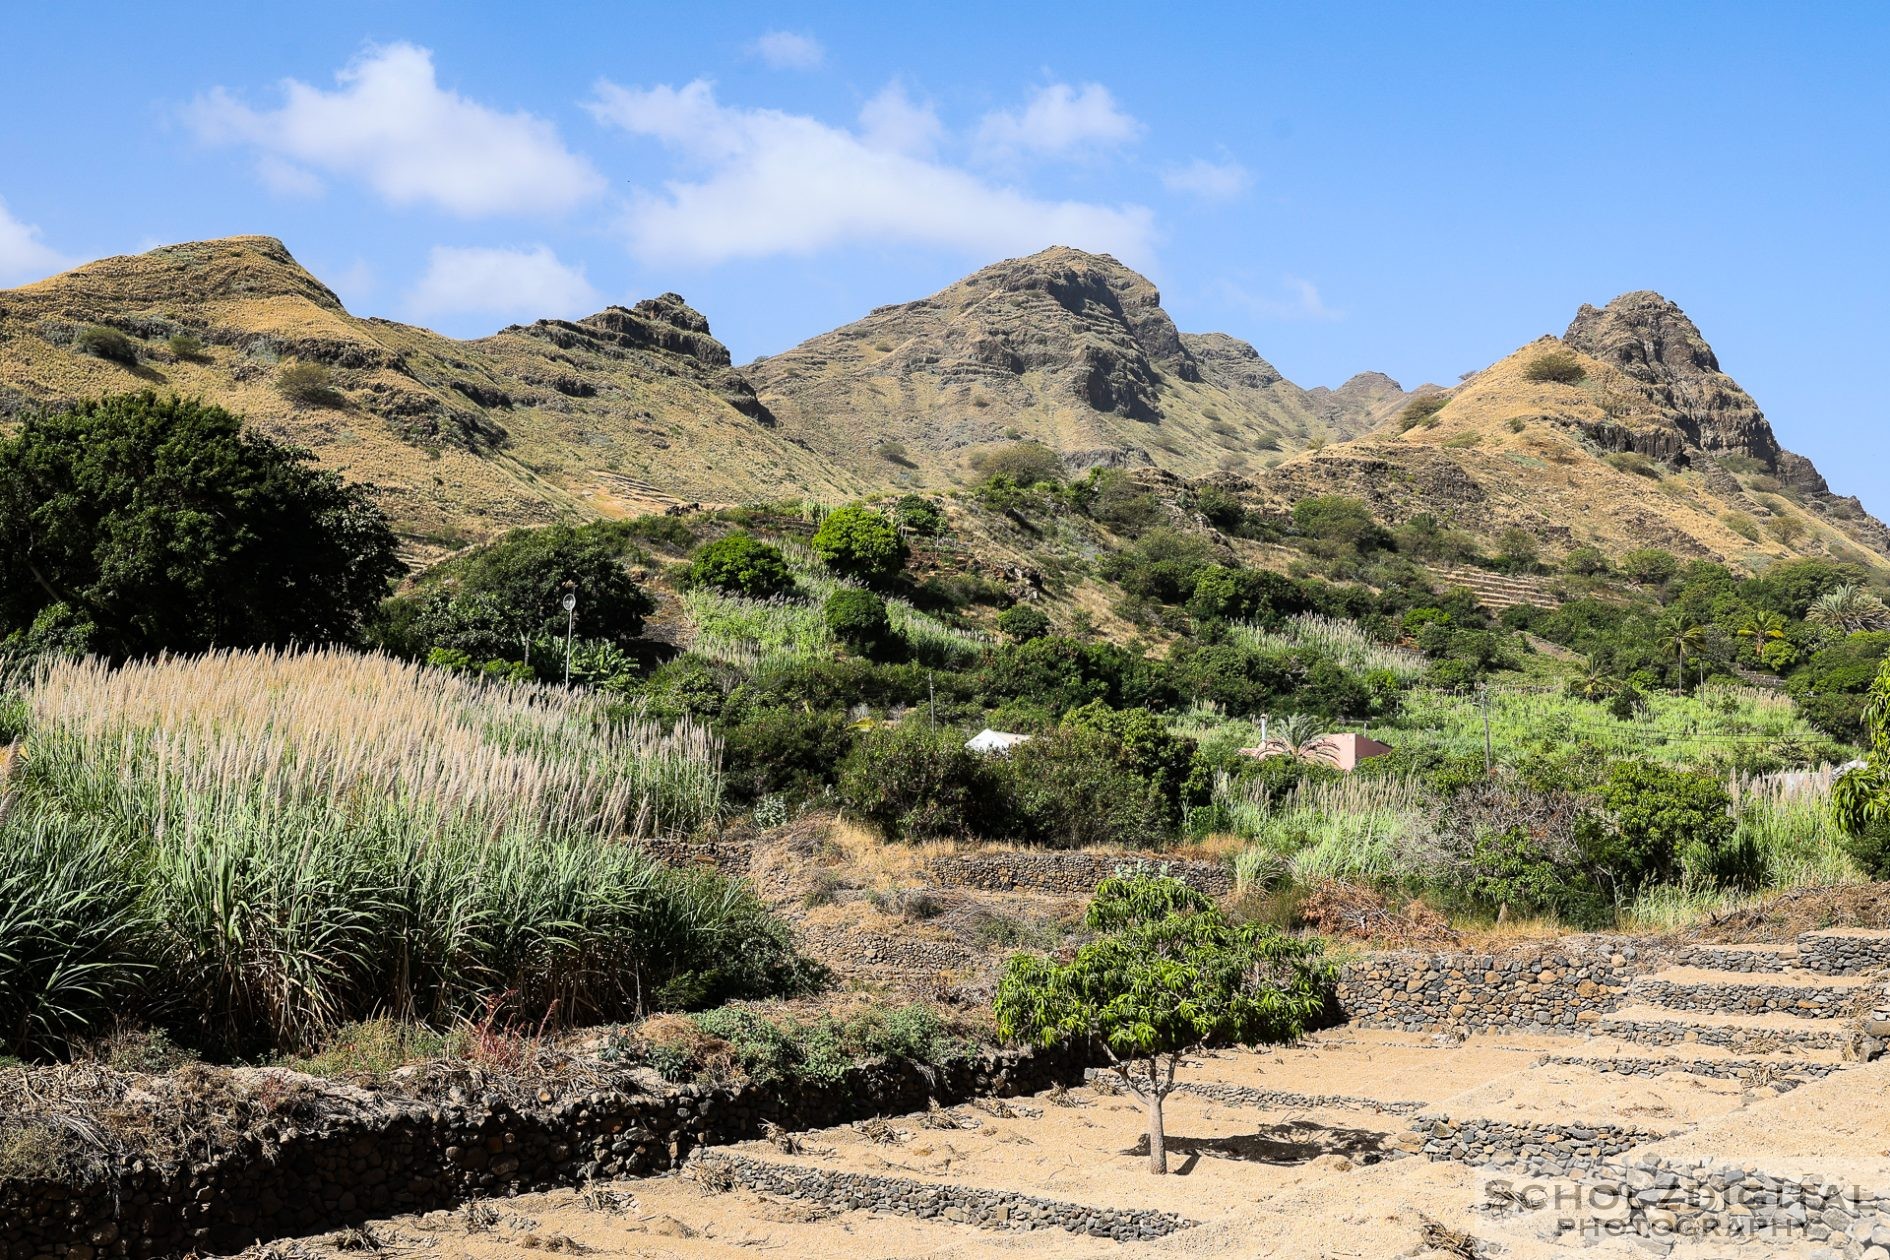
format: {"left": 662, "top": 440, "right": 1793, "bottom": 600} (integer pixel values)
{"left": 1238, "top": 731, "right": 1393, "bottom": 772}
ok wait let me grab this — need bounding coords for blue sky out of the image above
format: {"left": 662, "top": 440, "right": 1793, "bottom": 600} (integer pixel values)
{"left": 3, "top": 2, "right": 1886, "bottom": 508}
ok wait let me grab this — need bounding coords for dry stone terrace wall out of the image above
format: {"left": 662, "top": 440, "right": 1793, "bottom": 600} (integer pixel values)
{"left": 699, "top": 1153, "right": 1195, "bottom": 1240}
{"left": 927, "top": 850, "right": 1234, "bottom": 898}
{"left": 0, "top": 1045, "right": 1085, "bottom": 1260}
{"left": 1335, "top": 937, "right": 1668, "bottom": 1033}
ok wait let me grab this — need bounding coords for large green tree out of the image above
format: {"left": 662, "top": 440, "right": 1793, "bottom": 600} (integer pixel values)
{"left": 811, "top": 504, "right": 908, "bottom": 585}
{"left": 995, "top": 874, "right": 1331, "bottom": 1173}
{"left": 408, "top": 524, "right": 655, "bottom": 662}
{"left": 0, "top": 392, "right": 401, "bottom": 657}
{"left": 1833, "top": 658, "right": 1890, "bottom": 876}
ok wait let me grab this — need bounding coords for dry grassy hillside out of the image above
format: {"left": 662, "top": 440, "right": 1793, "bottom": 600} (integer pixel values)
{"left": 749, "top": 246, "right": 1405, "bottom": 487}
{"left": 0, "top": 237, "right": 857, "bottom": 557}
{"left": 1244, "top": 297, "right": 1890, "bottom": 570}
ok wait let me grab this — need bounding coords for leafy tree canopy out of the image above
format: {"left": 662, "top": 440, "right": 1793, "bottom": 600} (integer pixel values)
{"left": 410, "top": 523, "right": 654, "bottom": 660}
{"left": 688, "top": 532, "right": 792, "bottom": 599}
{"left": 0, "top": 392, "right": 402, "bottom": 657}
{"left": 995, "top": 874, "right": 1331, "bottom": 1172}
{"left": 811, "top": 504, "right": 909, "bottom": 584}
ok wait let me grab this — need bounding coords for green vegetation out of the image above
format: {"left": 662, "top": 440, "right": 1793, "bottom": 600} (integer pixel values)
{"left": 0, "top": 393, "right": 402, "bottom": 658}
{"left": 0, "top": 650, "right": 802, "bottom": 1058}
{"left": 811, "top": 503, "right": 909, "bottom": 584}
{"left": 825, "top": 587, "right": 891, "bottom": 652}
{"left": 72, "top": 325, "right": 138, "bottom": 365}
{"left": 688, "top": 532, "right": 793, "bottom": 599}
{"left": 996, "top": 874, "right": 1332, "bottom": 1173}
{"left": 276, "top": 359, "right": 343, "bottom": 406}
{"left": 1521, "top": 347, "right": 1587, "bottom": 384}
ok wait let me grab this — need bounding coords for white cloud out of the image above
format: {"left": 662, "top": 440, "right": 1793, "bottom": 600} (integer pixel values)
{"left": 749, "top": 31, "right": 825, "bottom": 70}
{"left": 586, "top": 78, "right": 1156, "bottom": 268}
{"left": 0, "top": 195, "right": 73, "bottom": 286}
{"left": 185, "top": 43, "right": 605, "bottom": 218}
{"left": 407, "top": 245, "right": 599, "bottom": 321}
{"left": 1218, "top": 276, "right": 1341, "bottom": 322}
{"left": 1162, "top": 156, "right": 1253, "bottom": 202}
{"left": 974, "top": 82, "right": 1142, "bottom": 161}
{"left": 858, "top": 82, "right": 944, "bottom": 156}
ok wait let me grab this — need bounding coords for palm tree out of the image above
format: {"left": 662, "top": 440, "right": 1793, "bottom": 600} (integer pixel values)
{"left": 1807, "top": 584, "right": 1890, "bottom": 634}
{"left": 1664, "top": 623, "right": 1707, "bottom": 677}
{"left": 1735, "top": 610, "right": 1787, "bottom": 663}
{"left": 1269, "top": 713, "right": 1338, "bottom": 766}
{"left": 1569, "top": 658, "right": 1618, "bottom": 702}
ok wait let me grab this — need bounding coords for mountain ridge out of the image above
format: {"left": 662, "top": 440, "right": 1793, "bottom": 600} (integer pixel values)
{"left": 1, "top": 236, "right": 1883, "bottom": 571}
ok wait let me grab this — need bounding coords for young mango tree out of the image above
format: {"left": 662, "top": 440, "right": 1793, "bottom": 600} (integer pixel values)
{"left": 994, "top": 873, "right": 1333, "bottom": 1173}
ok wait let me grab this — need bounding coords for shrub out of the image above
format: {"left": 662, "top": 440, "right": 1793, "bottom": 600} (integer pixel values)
{"left": 0, "top": 393, "right": 403, "bottom": 658}
{"left": 72, "top": 325, "right": 138, "bottom": 365}
{"left": 166, "top": 332, "right": 207, "bottom": 360}
{"left": 1605, "top": 451, "right": 1662, "bottom": 480}
{"left": 1597, "top": 761, "right": 1735, "bottom": 894}
{"left": 1521, "top": 348, "right": 1586, "bottom": 384}
{"left": 892, "top": 494, "right": 947, "bottom": 536}
{"left": 1619, "top": 548, "right": 1679, "bottom": 586}
{"left": 1291, "top": 496, "right": 1390, "bottom": 553}
{"left": 996, "top": 726, "right": 1174, "bottom": 848}
{"left": 838, "top": 724, "right": 996, "bottom": 841}
{"left": 825, "top": 587, "right": 891, "bottom": 652}
{"left": 277, "top": 360, "right": 342, "bottom": 406}
{"left": 1081, "top": 468, "right": 1162, "bottom": 533}
{"left": 721, "top": 706, "right": 854, "bottom": 804}
{"left": 1397, "top": 394, "right": 1448, "bottom": 431}
{"left": 1562, "top": 546, "right": 1610, "bottom": 577}
{"left": 973, "top": 441, "right": 1063, "bottom": 485}
{"left": 996, "top": 603, "right": 1050, "bottom": 642}
{"left": 812, "top": 504, "right": 908, "bottom": 584}
{"left": 1195, "top": 484, "right": 1246, "bottom": 532}
{"left": 688, "top": 532, "right": 792, "bottom": 598}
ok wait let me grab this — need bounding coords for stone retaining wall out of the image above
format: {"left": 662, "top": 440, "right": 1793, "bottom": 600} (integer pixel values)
{"left": 0, "top": 1046, "right": 1084, "bottom": 1260}
{"left": 927, "top": 851, "right": 1234, "bottom": 899}
{"left": 1082, "top": 1069, "right": 1423, "bottom": 1117}
{"left": 1537, "top": 1055, "right": 1848, "bottom": 1089}
{"left": 698, "top": 1153, "right": 1194, "bottom": 1240}
{"left": 1681, "top": 945, "right": 1797, "bottom": 973}
{"left": 1593, "top": 1014, "right": 1851, "bottom": 1051}
{"left": 1410, "top": 1115, "right": 1675, "bottom": 1178}
{"left": 1629, "top": 979, "right": 1869, "bottom": 1019}
{"left": 1560, "top": 1157, "right": 1890, "bottom": 1257}
{"left": 1335, "top": 938, "right": 1666, "bottom": 1033}
{"left": 635, "top": 835, "right": 752, "bottom": 874}
{"left": 1801, "top": 931, "right": 1890, "bottom": 976}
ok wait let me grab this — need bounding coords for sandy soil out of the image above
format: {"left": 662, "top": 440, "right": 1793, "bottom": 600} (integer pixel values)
{"left": 1636, "top": 1058, "right": 1890, "bottom": 1185}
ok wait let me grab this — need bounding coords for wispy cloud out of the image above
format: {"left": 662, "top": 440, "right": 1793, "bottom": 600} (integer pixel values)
{"left": 974, "top": 82, "right": 1142, "bottom": 162}
{"left": 407, "top": 244, "right": 599, "bottom": 321}
{"left": 748, "top": 31, "right": 825, "bottom": 71}
{"left": 1162, "top": 155, "right": 1253, "bottom": 202}
{"left": 1217, "top": 275, "right": 1341, "bottom": 322}
{"left": 0, "top": 195, "right": 73, "bottom": 286}
{"left": 587, "top": 78, "right": 1156, "bottom": 269}
{"left": 185, "top": 43, "right": 605, "bottom": 218}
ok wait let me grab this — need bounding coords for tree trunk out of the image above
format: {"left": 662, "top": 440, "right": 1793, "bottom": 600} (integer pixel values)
{"left": 1146, "top": 1086, "right": 1167, "bottom": 1174}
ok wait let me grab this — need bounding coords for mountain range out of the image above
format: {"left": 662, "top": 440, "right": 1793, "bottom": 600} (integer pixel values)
{"left": 1, "top": 236, "right": 1882, "bottom": 570}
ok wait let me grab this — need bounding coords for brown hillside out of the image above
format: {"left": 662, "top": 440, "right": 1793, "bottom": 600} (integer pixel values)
{"left": 748, "top": 246, "right": 1392, "bottom": 487}
{"left": 0, "top": 237, "right": 857, "bottom": 556}
{"left": 1243, "top": 293, "right": 1890, "bottom": 569}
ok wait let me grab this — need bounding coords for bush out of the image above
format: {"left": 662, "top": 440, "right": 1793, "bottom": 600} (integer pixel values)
{"left": 973, "top": 442, "right": 1063, "bottom": 485}
{"left": 1195, "top": 484, "right": 1247, "bottom": 532}
{"left": 277, "top": 360, "right": 342, "bottom": 406}
{"left": 72, "top": 325, "right": 138, "bottom": 365}
{"left": 1291, "top": 496, "right": 1391, "bottom": 553}
{"left": 1521, "top": 348, "right": 1587, "bottom": 384}
{"left": 1397, "top": 394, "right": 1449, "bottom": 431}
{"left": 825, "top": 587, "right": 891, "bottom": 653}
{"left": 688, "top": 532, "right": 792, "bottom": 598}
{"left": 1619, "top": 548, "right": 1680, "bottom": 586}
{"left": 893, "top": 494, "right": 947, "bottom": 536}
{"left": 1562, "top": 546, "right": 1610, "bottom": 577}
{"left": 838, "top": 724, "right": 996, "bottom": 841}
{"left": 721, "top": 706, "right": 854, "bottom": 804}
{"left": 1081, "top": 468, "right": 1161, "bottom": 533}
{"left": 995, "top": 726, "right": 1174, "bottom": 848}
{"left": 166, "top": 332, "right": 207, "bottom": 360}
{"left": 1596, "top": 761, "right": 1734, "bottom": 894}
{"left": 812, "top": 505, "right": 908, "bottom": 584}
{"left": 996, "top": 603, "right": 1050, "bottom": 642}
{"left": 0, "top": 393, "right": 403, "bottom": 658}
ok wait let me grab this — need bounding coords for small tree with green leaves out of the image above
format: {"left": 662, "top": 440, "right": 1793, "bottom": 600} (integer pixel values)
{"left": 811, "top": 504, "right": 908, "bottom": 585}
{"left": 1833, "top": 658, "right": 1890, "bottom": 876}
{"left": 825, "top": 587, "right": 890, "bottom": 653}
{"left": 688, "top": 532, "right": 792, "bottom": 598}
{"left": 995, "top": 873, "right": 1331, "bottom": 1173}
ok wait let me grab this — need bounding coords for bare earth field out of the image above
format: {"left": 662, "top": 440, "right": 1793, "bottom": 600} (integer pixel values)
{"left": 247, "top": 1022, "right": 1890, "bottom": 1260}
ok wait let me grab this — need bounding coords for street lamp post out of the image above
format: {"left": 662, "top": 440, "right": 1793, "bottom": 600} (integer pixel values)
{"left": 561, "top": 591, "right": 577, "bottom": 686}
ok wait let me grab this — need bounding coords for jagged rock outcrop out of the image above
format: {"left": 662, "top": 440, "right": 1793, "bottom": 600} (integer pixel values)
{"left": 751, "top": 247, "right": 1357, "bottom": 482}
{"left": 1304, "top": 371, "right": 1422, "bottom": 438}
